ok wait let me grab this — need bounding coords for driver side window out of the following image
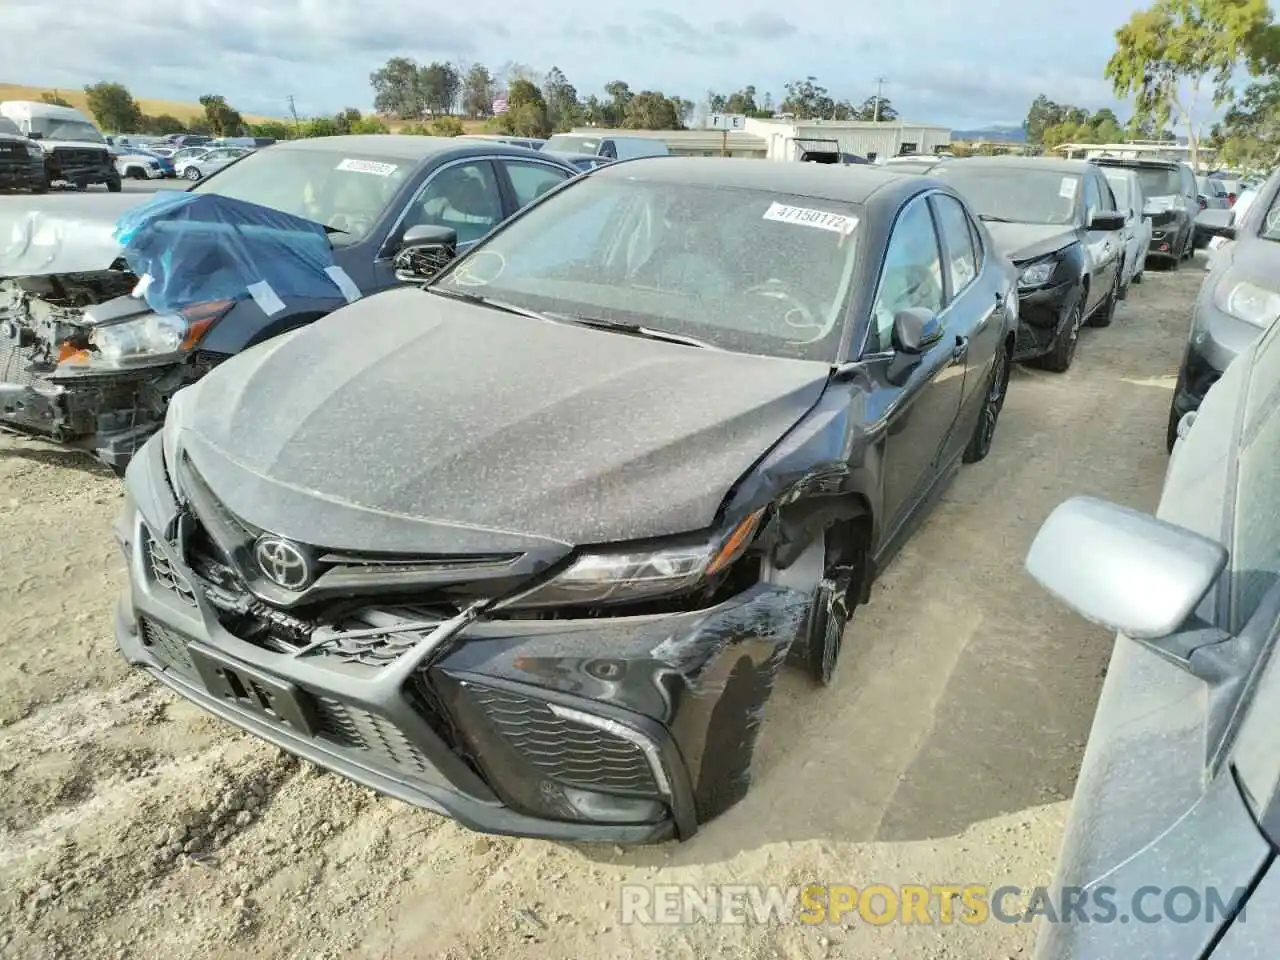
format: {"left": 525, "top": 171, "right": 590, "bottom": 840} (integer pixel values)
{"left": 400, "top": 161, "right": 503, "bottom": 246}
{"left": 868, "top": 197, "right": 944, "bottom": 353}
{"left": 1083, "top": 175, "right": 1102, "bottom": 222}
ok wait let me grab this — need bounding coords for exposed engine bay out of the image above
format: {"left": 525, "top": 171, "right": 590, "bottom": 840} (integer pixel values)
{"left": 0, "top": 266, "right": 214, "bottom": 472}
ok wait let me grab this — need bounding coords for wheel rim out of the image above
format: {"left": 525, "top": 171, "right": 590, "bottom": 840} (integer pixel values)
{"left": 977, "top": 349, "right": 1009, "bottom": 453}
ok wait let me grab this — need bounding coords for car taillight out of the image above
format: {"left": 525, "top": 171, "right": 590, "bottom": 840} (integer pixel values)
{"left": 1197, "top": 196, "right": 1207, "bottom": 209}
{"left": 1228, "top": 194, "right": 1237, "bottom": 206}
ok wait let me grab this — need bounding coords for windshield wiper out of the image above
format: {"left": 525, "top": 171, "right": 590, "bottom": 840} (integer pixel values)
{"left": 426, "top": 286, "right": 554, "bottom": 322}
{"left": 548, "top": 314, "right": 717, "bottom": 349}
{"left": 978, "top": 214, "right": 1016, "bottom": 223}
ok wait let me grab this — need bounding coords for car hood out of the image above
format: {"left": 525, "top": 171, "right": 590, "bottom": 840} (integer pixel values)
{"left": 984, "top": 222, "right": 1078, "bottom": 264}
{"left": 176, "top": 287, "right": 832, "bottom": 553}
{"left": 36, "top": 139, "right": 110, "bottom": 152}
{"left": 0, "top": 193, "right": 147, "bottom": 277}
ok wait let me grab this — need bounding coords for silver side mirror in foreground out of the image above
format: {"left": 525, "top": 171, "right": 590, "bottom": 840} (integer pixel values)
{"left": 1026, "top": 496, "right": 1227, "bottom": 641}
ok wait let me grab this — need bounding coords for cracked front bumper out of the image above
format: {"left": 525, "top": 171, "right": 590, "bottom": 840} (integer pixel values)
{"left": 115, "top": 437, "right": 810, "bottom": 843}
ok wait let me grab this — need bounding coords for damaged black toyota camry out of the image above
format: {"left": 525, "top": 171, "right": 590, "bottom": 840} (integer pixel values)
{"left": 115, "top": 158, "right": 1019, "bottom": 843}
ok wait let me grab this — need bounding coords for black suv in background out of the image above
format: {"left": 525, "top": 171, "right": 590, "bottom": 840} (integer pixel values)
{"left": 1093, "top": 157, "right": 1197, "bottom": 267}
{"left": 0, "top": 117, "right": 46, "bottom": 192}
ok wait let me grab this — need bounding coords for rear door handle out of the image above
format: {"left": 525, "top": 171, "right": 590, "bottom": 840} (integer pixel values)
{"left": 952, "top": 335, "right": 968, "bottom": 362}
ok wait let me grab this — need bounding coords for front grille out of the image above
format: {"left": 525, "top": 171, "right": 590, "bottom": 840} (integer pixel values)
{"left": 318, "top": 627, "right": 435, "bottom": 667}
{"left": 0, "top": 338, "right": 40, "bottom": 389}
{"left": 468, "top": 686, "right": 659, "bottom": 796}
{"left": 143, "top": 530, "right": 198, "bottom": 606}
{"left": 310, "top": 696, "right": 434, "bottom": 774}
{"left": 139, "top": 615, "right": 196, "bottom": 675}
{"left": 52, "top": 147, "right": 106, "bottom": 168}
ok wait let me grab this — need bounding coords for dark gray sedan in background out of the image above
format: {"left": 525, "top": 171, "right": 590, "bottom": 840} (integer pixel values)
{"left": 1026, "top": 313, "right": 1280, "bottom": 958}
{"left": 1168, "top": 166, "right": 1280, "bottom": 450}
{"left": 114, "top": 158, "right": 1017, "bottom": 843}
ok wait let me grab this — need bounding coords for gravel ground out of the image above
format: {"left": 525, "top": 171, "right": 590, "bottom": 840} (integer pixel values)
{"left": 0, "top": 259, "right": 1205, "bottom": 959}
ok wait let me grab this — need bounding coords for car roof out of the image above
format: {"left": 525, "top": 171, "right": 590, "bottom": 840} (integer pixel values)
{"left": 270, "top": 134, "right": 552, "bottom": 162}
{"left": 590, "top": 155, "right": 918, "bottom": 203}
{"left": 939, "top": 156, "right": 1095, "bottom": 175}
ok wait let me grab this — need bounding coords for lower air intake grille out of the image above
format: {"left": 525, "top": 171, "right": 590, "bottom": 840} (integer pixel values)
{"left": 310, "top": 696, "right": 433, "bottom": 775}
{"left": 139, "top": 616, "right": 196, "bottom": 675}
{"left": 468, "top": 686, "right": 659, "bottom": 796}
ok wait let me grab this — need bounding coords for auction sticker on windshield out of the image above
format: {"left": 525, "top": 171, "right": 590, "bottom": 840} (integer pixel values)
{"left": 336, "top": 158, "right": 398, "bottom": 176}
{"left": 763, "top": 202, "right": 858, "bottom": 235}
{"left": 1059, "top": 177, "right": 1078, "bottom": 200}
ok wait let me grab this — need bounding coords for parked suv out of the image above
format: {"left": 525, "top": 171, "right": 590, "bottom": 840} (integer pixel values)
{"left": 1093, "top": 157, "right": 1196, "bottom": 267}
{"left": 0, "top": 100, "right": 120, "bottom": 192}
{"left": 0, "top": 116, "right": 46, "bottom": 193}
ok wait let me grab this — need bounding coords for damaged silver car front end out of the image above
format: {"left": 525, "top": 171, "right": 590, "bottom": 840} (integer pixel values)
{"left": 0, "top": 197, "right": 213, "bottom": 472}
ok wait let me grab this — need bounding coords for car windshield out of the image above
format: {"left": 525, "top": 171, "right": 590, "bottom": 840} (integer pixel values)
{"left": 190, "top": 146, "right": 411, "bottom": 245}
{"left": 545, "top": 135, "right": 600, "bottom": 154}
{"left": 432, "top": 176, "right": 862, "bottom": 362}
{"left": 1132, "top": 166, "right": 1181, "bottom": 198}
{"left": 932, "top": 166, "right": 1079, "bottom": 225}
{"left": 28, "top": 118, "right": 103, "bottom": 143}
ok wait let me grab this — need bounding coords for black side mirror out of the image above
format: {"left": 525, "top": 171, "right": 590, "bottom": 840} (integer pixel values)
{"left": 394, "top": 224, "right": 459, "bottom": 282}
{"left": 891, "top": 307, "right": 944, "bottom": 354}
{"left": 886, "top": 308, "right": 943, "bottom": 386}
{"left": 27, "top": 131, "right": 43, "bottom": 140}
{"left": 1194, "top": 208, "right": 1236, "bottom": 241}
{"left": 1089, "top": 211, "right": 1125, "bottom": 232}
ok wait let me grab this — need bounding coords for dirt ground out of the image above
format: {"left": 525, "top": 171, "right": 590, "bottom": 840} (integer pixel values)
{"left": 0, "top": 260, "right": 1205, "bottom": 959}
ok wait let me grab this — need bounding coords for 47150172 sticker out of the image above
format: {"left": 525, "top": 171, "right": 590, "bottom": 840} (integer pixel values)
{"left": 762, "top": 202, "right": 858, "bottom": 235}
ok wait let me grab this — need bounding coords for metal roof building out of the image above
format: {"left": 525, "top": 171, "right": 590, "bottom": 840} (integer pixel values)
{"left": 743, "top": 118, "right": 952, "bottom": 163}
{"left": 566, "top": 118, "right": 952, "bottom": 163}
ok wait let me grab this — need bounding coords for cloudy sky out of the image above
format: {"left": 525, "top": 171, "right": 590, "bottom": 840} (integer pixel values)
{"left": 2, "top": 0, "right": 1151, "bottom": 128}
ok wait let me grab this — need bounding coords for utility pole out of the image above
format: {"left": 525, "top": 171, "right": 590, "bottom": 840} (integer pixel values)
{"left": 872, "top": 77, "right": 888, "bottom": 122}
{"left": 286, "top": 95, "right": 300, "bottom": 131}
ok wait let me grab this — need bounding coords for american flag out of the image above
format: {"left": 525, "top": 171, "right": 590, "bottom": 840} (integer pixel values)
{"left": 492, "top": 98, "right": 509, "bottom": 115}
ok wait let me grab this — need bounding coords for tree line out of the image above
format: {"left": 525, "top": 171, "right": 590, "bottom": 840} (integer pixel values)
{"left": 1100, "top": 0, "right": 1280, "bottom": 170}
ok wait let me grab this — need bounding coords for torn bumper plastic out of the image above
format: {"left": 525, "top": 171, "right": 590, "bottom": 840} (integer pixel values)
{"left": 115, "top": 437, "right": 810, "bottom": 842}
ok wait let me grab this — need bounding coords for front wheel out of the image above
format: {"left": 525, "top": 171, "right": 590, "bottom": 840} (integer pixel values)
{"left": 184, "top": 167, "right": 201, "bottom": 181}
{"left": 963, "top": 345, "right": 1011, "bottom": 463}
{"left": 1088, "top": 269, "right": 1120, "bottom": 328}
{"left": 1039, "top": 299, "right": 1083, "bottom": 373}
{"left": 805, "top": 529, "right": 868, "bottom": 687}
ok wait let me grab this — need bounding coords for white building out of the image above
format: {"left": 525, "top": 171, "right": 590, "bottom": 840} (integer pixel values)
{"left": 744, "top": 118, "right": 952, "bottom": 163}
{"left": 566, "top": 118, "right": 951, "bottom": 163}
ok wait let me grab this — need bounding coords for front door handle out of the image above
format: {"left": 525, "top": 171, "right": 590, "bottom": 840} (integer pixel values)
{"left": 951, "top": 335, "right": 968, "bottom": 362}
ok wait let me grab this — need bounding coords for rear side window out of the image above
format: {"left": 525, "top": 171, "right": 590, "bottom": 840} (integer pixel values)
{"left": 930, "top": 194, "right": 979, "bottom": 299}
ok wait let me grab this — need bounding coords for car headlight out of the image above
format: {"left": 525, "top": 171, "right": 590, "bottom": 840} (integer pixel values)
{"left": 1212, "top": 276, "right": 1280, "bottom": 329}
{"left": 502, "top": 509, "right": 765, "bottom": 609}
{"left": 1018, "top": 260, "right": 1056, "bottom": 289}
{"left": 60, "top": 299, "right": 234, "bottom": 367}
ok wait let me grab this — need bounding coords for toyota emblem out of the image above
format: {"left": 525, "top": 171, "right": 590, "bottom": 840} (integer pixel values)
{"left": 253, "top": 536, "right": 314, "bottom": 590}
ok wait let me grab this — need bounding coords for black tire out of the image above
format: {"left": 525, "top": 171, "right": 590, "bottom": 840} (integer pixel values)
{"left": 1132, "top": 264, "right": 1143, "bottom": 284}
{"left": 1167, "top": 250, "right": 1181, "bottom": 271}
{"left": 106, "top": 177, "right": 122, "bottom": 193}
{"left": 963, "top": 344, "right": 1011, "bottom": 464}
{"left": 1087, "top": 269, "right": 1121, "bottom": 328}
{"left": 1117, "top": 257, "right": 1129, "bottom": 300}
{"left": 1039, "top": 299, "right": 1083, "bottom": 373}
{"left": 805, "top": 528, "right": 868, "bottom": 687}
{"left": 184, "top": 167, "right": 201, "bottom": 181}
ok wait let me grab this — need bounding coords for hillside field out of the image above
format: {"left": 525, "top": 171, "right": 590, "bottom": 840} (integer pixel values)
{"left": 0, "top": 82, "right": 282, "bottom": 126}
